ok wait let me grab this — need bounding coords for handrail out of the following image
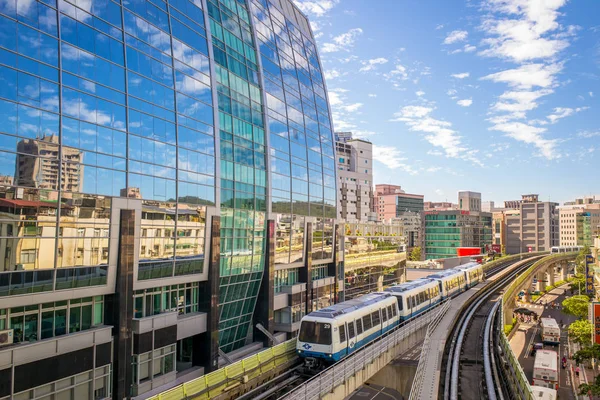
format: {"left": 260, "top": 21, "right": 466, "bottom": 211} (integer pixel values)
{"left": 282, "top": 300, "right": 448, "bottom": 400}
{"left": 147, "top": 339, "right": 298, "bottom": 400}
{"left": 408, "top": 299, "right": 452, "bottom": 400}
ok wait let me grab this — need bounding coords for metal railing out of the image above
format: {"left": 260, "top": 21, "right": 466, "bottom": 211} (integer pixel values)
{"left": 147, "top": 340, "right": 298, "bottom": 400}
{"left": 282, "top": 301, "right": 448, "bottom": 400}
{"left": 408, "top": 299, "right": 452, "bottom": 400}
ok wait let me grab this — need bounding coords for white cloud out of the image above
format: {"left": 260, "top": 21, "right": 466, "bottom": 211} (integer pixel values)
{"left": 481, "top": 63, "right": 563, "bottom": 89}
{"left": 590, "top": 92, "right": 594, "bottom": 97}
{"left": 293, "top": 0, "right": 339, "bottom": 17}
{"left": 359, "top": 57, "right": 389, "bottom": 72}
{"left": 372, "top": 145, "right": 416, "bottom": 174}
{"left": 389, "top": 64, "right": 408, "bottom": 79}
{"left": 464, "top": 44, "right": 477, "bottom": 52}
{"left": 435, "top": 189, "right": 444, "bottom": 196}
{"left": 324, "top": 69, "right": 341, "bottom": 80}
{"left": 451, "top": 72, "right": 470, "bottom": 79}
{"left": 444, "top": 30, "right": 468, "bottom": 44}
{"left": 489, "top": 121, "right": 559, "bottom": 159}
{"left": 447, "top": 89, "right": 457, "bottom": 96}
{"left": 457, "top": 99, "right": 473, "bottom": 107}
{"left": 546, "top": 107, "right": 588, "bottom": 124}
{"left": 478, "top": 0, "right": 571, "bottom": 63}
{"left": 391, "top": 106, "right": 468, "bottom": 159}
{"left": 322, "top": 28, "right": 363, "bottom": 53}
{"left": 368, "top": 93, "right": 377, "bottom": 98}
{"left": 416, "top": 90, "right": 425, "bottom": 97}
{"left": 491, "top": 89, "right": 553, "bottom": 116}
{"left": 436, "top": 24, "right": 444, "bottom": 30}
{"left": 578, "top": 131, "right": 600, "bottom": 138}
{"left": 342, "top": 103, "right": 363, "bottom": 113}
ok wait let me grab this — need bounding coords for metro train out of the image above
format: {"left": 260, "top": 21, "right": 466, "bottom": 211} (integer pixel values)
{"left": 296, "top": 292, "right": 399, "bottom": 368}
{"left": 296, "top": 262, "right": 484, "bottom": 367}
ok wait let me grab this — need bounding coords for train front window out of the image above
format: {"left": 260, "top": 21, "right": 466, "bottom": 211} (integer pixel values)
{"left": 299, "top": 321, "right": 332, "bottom": 345}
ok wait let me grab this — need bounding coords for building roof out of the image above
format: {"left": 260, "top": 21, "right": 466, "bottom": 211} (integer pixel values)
{"left": 0, "top": 198, "right": 58, "bottom": 208}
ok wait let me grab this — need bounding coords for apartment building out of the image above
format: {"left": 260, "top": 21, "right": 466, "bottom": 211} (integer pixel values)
{"left": 335, "top": 132, "right": 374, "bottom": 222}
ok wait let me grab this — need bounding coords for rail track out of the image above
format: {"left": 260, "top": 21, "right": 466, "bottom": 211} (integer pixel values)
{"left": 441, "top": 258, "right": 538, "bottom": 400}
{"left": 242, "top": 257, "right": 540, "bottom": 400}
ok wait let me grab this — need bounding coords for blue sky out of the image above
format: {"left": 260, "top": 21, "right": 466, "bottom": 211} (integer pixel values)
{"left": 292, "top": 0, "right": 599, "bottom": 205}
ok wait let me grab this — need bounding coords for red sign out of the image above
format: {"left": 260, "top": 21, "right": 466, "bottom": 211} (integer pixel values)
{"left": 457, "top": 247, "right": 481, "bottom": 257}
{"left": 460, "top": 210, "right": 470, "bottom": 215}
{"left": 528, "top": 247, "right": 532, "bottom": 253}
{"left": 492, "top": 244, "right": 501, "bottom": 253}
{"left": 593, "top": 303, "right": 600, "bottom": 344}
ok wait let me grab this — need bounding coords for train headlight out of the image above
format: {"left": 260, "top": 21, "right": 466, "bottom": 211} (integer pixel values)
{"left": 327, "top": 353, "right": 332, "bottom": 357}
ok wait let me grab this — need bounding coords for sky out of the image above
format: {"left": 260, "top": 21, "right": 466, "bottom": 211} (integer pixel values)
{"left": 292, "top": 0, "right": 600, "bottom": 205}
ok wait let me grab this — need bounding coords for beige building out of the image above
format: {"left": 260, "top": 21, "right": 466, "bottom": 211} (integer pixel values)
{"left": 335, "top": 132, "right": 374, "bottom": 222}
{"left": 559, "top": 204, "right": 600, "bottom": 246}
{"left": 502, "top": 195, "right": 559, "bottom": 254}
{"left": 458, "top": 191, "right": 481, "bottom": 212}
{"left": 15, "top": 135, "right": 84, "bottom": 194}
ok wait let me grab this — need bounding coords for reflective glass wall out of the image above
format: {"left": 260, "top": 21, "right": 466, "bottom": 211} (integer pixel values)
{"left": 0, "top": 0, "right": 216, "bottom": 293}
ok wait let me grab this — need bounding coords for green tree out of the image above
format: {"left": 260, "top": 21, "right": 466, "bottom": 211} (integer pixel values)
{"left": 569, "top": 319, "right": 593, "bottom": 346}
{"left": 408, "top": 247, "right": 422, "bottom": 261}
{"left": 562, "top": 295, "right": 591, "bottom": 319}
{"left": 573, "top": 344, "right": 600, "bottom": 365}
{"left": 576, "top": 245, "right": 592, "bottom": 274}
{"left": 570, "top": 274, "right": 586, "bottom": 294}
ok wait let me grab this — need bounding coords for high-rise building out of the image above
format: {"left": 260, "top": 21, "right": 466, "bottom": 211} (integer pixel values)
{"left": 424, "top": 191, "right": 492, "bottom": 260}
{"left": 424, "top": 210, "right": 493, "bottom": 259}
{"left": 0, "top": 1, "right": 340, "bottom": 398}
{"left": 373, "top": 184, "right": 424, "bottom": 254}
{"left": 482, "top": 201, "right": 496, "bottom": 213}
{"left": 424, "top": 201, "right": 457, "bottom": 211}
{"left": 502, "top": 195, "right": 559, "bottom": 254}
{"left": 559, "top": 204, "right": 600, "bottom": 246}
{"left": 335, "top": 132, "right": 374, "bottom": 222}
{"left": 458, "top": 191, "right": 481, "bottom": 212}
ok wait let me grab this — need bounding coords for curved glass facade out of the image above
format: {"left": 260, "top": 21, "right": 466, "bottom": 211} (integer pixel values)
{"left": 0, "top": 1, "right": 338, "bottom": 395}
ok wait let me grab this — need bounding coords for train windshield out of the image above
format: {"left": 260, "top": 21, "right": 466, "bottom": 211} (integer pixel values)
{"left": 299, "top": 321, "right": 332, "bottom": 345}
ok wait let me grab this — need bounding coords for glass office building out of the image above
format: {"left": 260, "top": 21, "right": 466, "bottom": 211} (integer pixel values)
{"left": 424, "top": 211, "right": 493, "bottom": 260}
{"left": 0, "top": 0, "right": 341, "bottom": 398}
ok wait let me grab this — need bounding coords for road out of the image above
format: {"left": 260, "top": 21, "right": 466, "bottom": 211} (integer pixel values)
{"left": 509, "top": 286, "right": 578, "bottom": 399}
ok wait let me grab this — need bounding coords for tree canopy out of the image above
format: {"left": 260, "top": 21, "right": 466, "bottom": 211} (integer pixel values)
{"left": 568, "top": 319, "right": 593, "bottom": 346}
{"left": 408, "top": 246, "right": 422, "bottom": 261}
{"left": 562, "top": 295, "right": 590, "bottom": 319}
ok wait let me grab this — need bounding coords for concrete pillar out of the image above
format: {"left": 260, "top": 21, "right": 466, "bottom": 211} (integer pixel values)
{"left": 535, "top": 272, "right": 544, "bottom": 292}
{"left": 377, "top": 274, "right": 384, "bottom": 292}
{"left": 546, "top": 268, "right": 555, "bottom": 288}
{"left": 559, "top": 263, "right": 567, "bottom": 281}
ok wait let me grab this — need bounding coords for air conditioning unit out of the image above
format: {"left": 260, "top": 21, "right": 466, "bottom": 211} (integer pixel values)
{"left": 0, "top": 329, "right": 14, "bottom": 347}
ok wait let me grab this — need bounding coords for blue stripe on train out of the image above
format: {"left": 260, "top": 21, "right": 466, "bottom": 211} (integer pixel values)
{"left": 399, "top": 299, "right": 441, "bottom": 321}
{"left": 299, "top": 320, "right": 401, "bottom": 362}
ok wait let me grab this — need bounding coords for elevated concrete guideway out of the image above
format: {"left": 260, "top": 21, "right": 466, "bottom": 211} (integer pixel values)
{"left": 412, "top": 257, "right": 538, "bottom": 400}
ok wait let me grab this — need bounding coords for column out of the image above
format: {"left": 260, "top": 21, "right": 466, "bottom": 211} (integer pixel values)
{"left": 559, "top": 263, "right": 567, "bottom": 281}
{"left": 196, "top": 215, "right": 220, "bottom": 372}
{"left": 546, "top": 268, "right": 555, "bottom": 287}
{"left": 535, "top": 271, "right": 544, "bottom": 292}
{"left": 108, "top": 209, "right": 135, "bottom": 400}
{"left": 253, "top": 219, "right": 275, "bottom": 347}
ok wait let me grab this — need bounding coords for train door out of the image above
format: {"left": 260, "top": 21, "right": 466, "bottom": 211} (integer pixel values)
{"left": 337, "top": 322, "right": 348, "bottom": 359}
{"left": 347, "top": 321, "right": 357, "bottom": 353}
{"left": 381, "top": 306, "right": 390, "bottom": 332}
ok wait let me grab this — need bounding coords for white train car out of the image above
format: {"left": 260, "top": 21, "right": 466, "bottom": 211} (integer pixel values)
{"left": 454, "top": 262, "right": 484, "bottom": 288}
{"left": 551, "top": 246, "right": 583, "bottom": 254}
{"left": 384, "top": 278, "right": 442, "bottom": 321}
{"left": 532, "top": 386, "right": 557, "bottom": 400}
{"left": 428, "top": 268, "right": 467, "bottom": 298}
{"left": 297, "top": 292, "right": 399, "bottom": 366}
